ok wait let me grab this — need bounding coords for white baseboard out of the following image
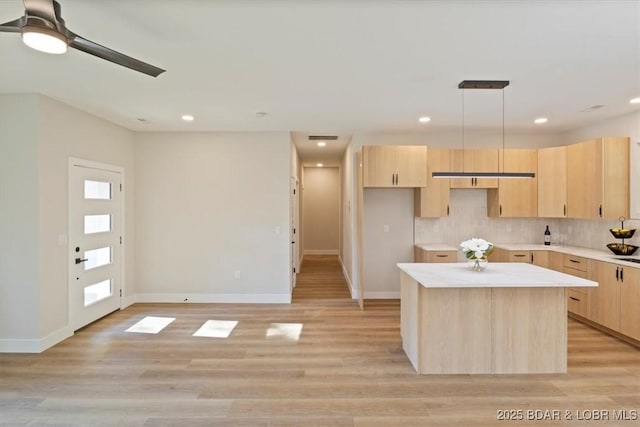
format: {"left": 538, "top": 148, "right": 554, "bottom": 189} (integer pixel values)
{"left": 338, "top": 255, "right": 357, "bottom": 299}
{"left": 135, "top": 293, "right": 292, "bottom": 304}
{"left": 121, "top": 294, "right": 137, "bottom": 309}
{"left": 304, "top": 249, "right": 339, "bottom": 255}
{"left": 363, "top": 292, "right": 400, "bottom": 299}
{"left": 0, "top": 326, "right": 73, "bottom": 353}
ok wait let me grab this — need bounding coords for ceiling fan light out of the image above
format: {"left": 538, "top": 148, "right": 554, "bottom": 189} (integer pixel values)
{"left": 21, "top": 26, "right": 67, "bottom": 54}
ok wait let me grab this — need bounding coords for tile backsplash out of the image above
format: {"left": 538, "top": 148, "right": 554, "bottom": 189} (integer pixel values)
{"left": 415, "top": 189, "right": 639, "bottom": 254}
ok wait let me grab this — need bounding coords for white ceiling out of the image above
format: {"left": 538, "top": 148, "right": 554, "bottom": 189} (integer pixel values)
{"left": 1, "top": 0, "right": 639, "bottom": 166}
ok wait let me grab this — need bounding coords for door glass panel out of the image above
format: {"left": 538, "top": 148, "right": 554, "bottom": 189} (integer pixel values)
{"left": 84, "top": 214, "right": 111, "bottom": 234}
{"left": 84, "top": 279, "right": 112, "bottom": 307}
{"left": 83, "top": 247, "right": 111, "bottom": 270}
{"left": 84, "top": 180, "right": 111, "bottom": 200}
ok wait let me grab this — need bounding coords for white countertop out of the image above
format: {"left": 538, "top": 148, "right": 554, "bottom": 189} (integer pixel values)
{"left": 397, "top": 262, "right": 598, "bottom": 288}
{"left": 414, "top": 243, "right": 458, "bottom": 251}
{"left": 493, "top": 243, "right": 640, "bottom": 268}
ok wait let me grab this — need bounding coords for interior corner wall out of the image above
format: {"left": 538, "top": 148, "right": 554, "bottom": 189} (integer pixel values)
{"left": 340, "top": 142, "right": 355, "bottom": 292}
{"left": 134, "top": 132, "right": 291, "bottom": 303}
{"left": 1, "top": 94, "right": 135, "bottom": 352}
{"left": 0, "top": 94, "right": 41, "bottom": 346}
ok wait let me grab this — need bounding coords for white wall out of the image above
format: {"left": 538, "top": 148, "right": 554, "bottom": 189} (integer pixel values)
{"left": 0, "top": 94, "right": 135, "bottom": 352}
{"left": 340, "top": 141, "right": 355, "bottom": 295}
{"left": 134, "top": 132, "right": 291, "bottom": 303}
{"left": 363, "top": 189, "right": 414, "bottom": 298}
{"left": 303, "top": 167, "right": 340, "bottom": 254}
{"left": 0, "top": 95, "right": 40, "bottom": 343}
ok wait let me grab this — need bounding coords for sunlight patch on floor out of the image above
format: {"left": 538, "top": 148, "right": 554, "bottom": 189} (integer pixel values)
{"left": 192, "top": 320, "right": 238, "bottom": 338}
{"left": 125, "top": 316, "right": 176, "bottom": 334}
{"left": 266, "top": 322, "right": 303, "bottom": 341}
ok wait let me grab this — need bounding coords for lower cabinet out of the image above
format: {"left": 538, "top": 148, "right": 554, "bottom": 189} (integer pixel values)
{"left": 563, "top": 258, "right": 640, "bottom": 343}
{"left": 588, "top": 260, "right": 639, "bottom": 341}
{"left": 490, "top": 248, "right": 549, "bottom": 267}
{"left": 414, "top": 248, "right": 457, "bottom": 263}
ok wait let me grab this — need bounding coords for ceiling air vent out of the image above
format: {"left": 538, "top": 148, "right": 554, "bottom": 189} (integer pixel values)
{"left": 308, "top": 135, "right": 338, "bottom": 141}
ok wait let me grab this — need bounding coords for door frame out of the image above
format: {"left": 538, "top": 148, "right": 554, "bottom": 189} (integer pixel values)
{"left": 290, "top": 176, "right": 300, "bottom": 292}
{"left": 68, "top": 157, "right": 126, "bottom": 330}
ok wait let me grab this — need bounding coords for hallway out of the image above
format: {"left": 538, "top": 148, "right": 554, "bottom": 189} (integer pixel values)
{"left": 292, "top": 255, "right": 352, "bottom": 300}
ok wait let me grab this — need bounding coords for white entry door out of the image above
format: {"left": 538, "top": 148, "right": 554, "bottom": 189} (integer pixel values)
{"left": 68, "top": 159, "right": 123, "bottom": 331}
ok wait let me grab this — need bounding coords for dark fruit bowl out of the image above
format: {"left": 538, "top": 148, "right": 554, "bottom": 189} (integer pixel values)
{"left": 606, "top": 243, "right": 639, "bottom": 256}
{"left": 609, "top": 228, "right": 636, "bottom": 239}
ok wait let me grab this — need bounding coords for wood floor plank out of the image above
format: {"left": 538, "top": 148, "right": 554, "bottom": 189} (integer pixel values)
{"left": 1, "top": 255, "right": 638, "bottom": 425}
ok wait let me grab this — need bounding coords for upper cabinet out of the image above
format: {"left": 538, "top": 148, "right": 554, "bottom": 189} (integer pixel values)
{"left": 487, "top": 149, "right": 538, "bottom": 217}
{"left": 415, "top": 148, "right": 450, "bottom": 218}
{"left": 362, "top": 145, "right": 427, "bottom": 188}
{"left": 538, "top": 146, "right": 567, "bottom": 218}
{"left": 566, "top": 137, "right": 630, "bottom": 219}
{"left": 449, "top": 149, "right": 499, "bottom": 189}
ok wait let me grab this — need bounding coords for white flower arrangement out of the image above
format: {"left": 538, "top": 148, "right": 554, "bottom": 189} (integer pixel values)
{"left": 460, "top": 238, "right": 494, "bottom": 260}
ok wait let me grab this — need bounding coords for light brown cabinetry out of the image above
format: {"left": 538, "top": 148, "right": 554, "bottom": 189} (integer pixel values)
{"left": 566, "top": 137, "right": 629, "bottom": 219}
{"left": 363, "top": 145, "right": 427, "bottom": 188}
{"left": 491, "top": 248, "right": 549, "bottom": 267}
{"left": 487, "top": 149, "right": 538, "bottom": 217}
{"left": 563, "top": 255, "right": 590, "bottom": 318}
{"left": 537, "top": 146, "right": 567, "bottom": 217}
{"left": 415, "top": 148, "right": 450, "bottom": 217}
{"left": 620, "top": 267, "right": 640, "bottom": 341}
{"left": 548, "top": 251, "right": 564, "bottom": 272}
{"left": 414, "top": 248, "right": 456, "bottom": 263}
{"left": 449, "top": 149, "right": 499, "bottom": 188}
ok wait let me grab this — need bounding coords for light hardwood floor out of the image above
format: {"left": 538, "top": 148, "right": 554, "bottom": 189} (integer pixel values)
{"left": 1, "top": 256, "right": 638, "bottom": 426}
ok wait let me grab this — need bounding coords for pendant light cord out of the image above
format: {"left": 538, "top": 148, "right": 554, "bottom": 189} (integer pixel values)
{"left": 462, "top": 87, "right": 465, "bottom": 173}
{"left": 502, "top": 88, "right": 505, "bottom": 173}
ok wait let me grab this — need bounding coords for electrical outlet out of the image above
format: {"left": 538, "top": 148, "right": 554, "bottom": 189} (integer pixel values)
{"left": 383, "top": 224, "right": 390, "bottom": 233}
{"left": 234, "top": 270, "right": 241, "bottom": 279}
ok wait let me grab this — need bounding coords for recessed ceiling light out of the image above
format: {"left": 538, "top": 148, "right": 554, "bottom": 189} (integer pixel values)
{"left": 255, "top": 111, "right": 268, "bottom": 118}
{"left": 630, "top": 97, "right": 640, "bottom": 104}
{"left": 317, "top": 142, "right": 327, "bottom": 147}
{"left": 418, "top": 116, "right": 431, "bottom": 123}
{"left": 181, "top": 114, "right": 194, "bottom": 121}
{"left": 316, "top": 163, "right": 323, "bottom": 167}
{"left": 534, "top": 117, "right": 548, "bottom": 124}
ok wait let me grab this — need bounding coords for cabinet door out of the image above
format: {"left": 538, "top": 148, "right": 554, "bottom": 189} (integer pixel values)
{"left": 395, "top": 146, "right": 427, "bottom": 187}
{"left": 449, "top": 149, "right": 499, "bottom": 188}
{"left": 415, "top": 148, "right": 450, "bottom": 217}
{"left": 488, "top": 149, "right": 538, "bottom": 217}
{"left": 531, "top": 251, "right": 549, "bottom": 268}
{"left": 592, "top": 261, "right": 621, "bottom": 330}
{"left": 619, "top": 266, "right": 640, "bottom": 340}
{"left": 548, "top": 252, "right": 564, "bottom": 272}
{"left": 567, "top": 139, "right": 602, "bottom": 219}
{"left": 472, "top": 149, "right": 500, "bottom": 188}
{"left": 363, "top": 146, "right": 396, "bottom": 187}
{"left": 601, "top": 137, "right": 630, "bottom": 219}
{"left": 538, "top": 146, "right": 567, "bottom": 217}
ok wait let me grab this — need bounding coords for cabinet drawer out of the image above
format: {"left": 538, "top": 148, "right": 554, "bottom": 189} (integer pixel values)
{"left": 564, "top": 254, "right": 588, "bottom": 272}
{"left": 508, "top": 251, "right": 530, "bottom": 262}
{"left": 564, "top": 267, "right": 588, "bottom": 279}
{"left": 426, "top": 251, "right": 457, "bottom": 263}
{"left": 567, "top": 289, "right": 588, "bottom": 317}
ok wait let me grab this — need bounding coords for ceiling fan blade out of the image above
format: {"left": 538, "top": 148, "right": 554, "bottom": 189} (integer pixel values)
{"left": 23, "top": 0, "right": 58, "bottom": 23}
{"left": 0, "top": 17, "right": 25, "bottom": 33}
{"left": 69, "top": 32, "right": 165, "bottom": 77}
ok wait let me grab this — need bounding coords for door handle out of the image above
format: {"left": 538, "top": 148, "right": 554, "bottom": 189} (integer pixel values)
{"left": 75, "top": 257, "right": 88, "bottom": 264}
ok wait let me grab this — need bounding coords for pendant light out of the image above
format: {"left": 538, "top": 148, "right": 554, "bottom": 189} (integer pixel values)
{"left": 432, "top": 80, "right": 535, "bottom": 179}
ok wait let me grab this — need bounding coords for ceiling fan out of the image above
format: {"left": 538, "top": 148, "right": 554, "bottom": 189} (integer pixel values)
{"left": 0, "top": 0, "right": 165, "bottom": 77}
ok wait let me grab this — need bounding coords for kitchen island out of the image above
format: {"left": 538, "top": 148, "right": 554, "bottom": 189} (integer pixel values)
{"left": 397, "top": 262, "right": 597, "bottom": 374}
